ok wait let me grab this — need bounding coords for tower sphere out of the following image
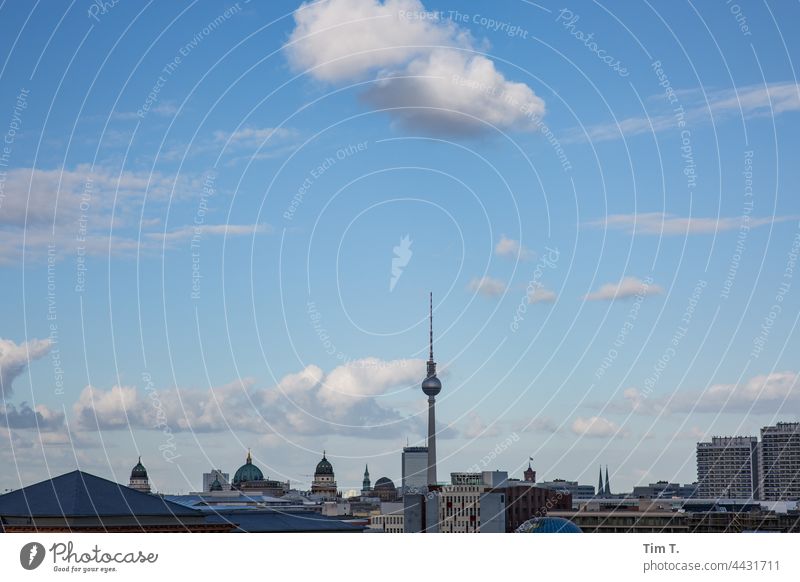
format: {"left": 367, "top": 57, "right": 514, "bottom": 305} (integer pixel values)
{"left": 422, "top": 375, "right": 441, "bottom": 396}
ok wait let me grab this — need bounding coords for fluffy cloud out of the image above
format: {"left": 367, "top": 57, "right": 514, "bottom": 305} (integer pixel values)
{"left": 495, "top": 235, "right": 534, "bottom": 260}
{"left": 284, "top": 0, "right": 545, "bottom": 136}
{"left": 620, "top": 372, "right": 800, "bottom": 416}
{"left": 527, "top": 285, "right": 557, "bottom": 304}
{"left": 0, "top": 338, "right": 51, "bottom": 397}
{"left": 73, "top": 358, "right": 427, "bottom": 437}
{"left": 0, "top": 165, "right": 201, "bottom": 263}
{"left": 584, "top": 276, "right": 663, "bottom": 301}
{"left": 571, "top": 416, "right": 627, "bottom": 438}
{"left": 0, "top": 402, "right": 64, "bottom": 430}
{"left": 467, "top": 276, "right": 506, "bottom": 297}
{"left": 590, "top": 213, "right": 797, "bottom": 235}
{"left": 461, "top": 412, "right": 500, "bottom": 439}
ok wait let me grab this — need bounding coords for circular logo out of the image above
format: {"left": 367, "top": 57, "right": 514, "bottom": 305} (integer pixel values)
{"left": 19, "top": 542, "right": 46, "bottom": 570}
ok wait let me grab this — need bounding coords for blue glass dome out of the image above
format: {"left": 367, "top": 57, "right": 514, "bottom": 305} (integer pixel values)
{"left": 515, "top": 517, "right": 582, "bottom": 533}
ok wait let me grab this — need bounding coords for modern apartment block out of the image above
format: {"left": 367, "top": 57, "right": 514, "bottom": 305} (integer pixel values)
{"left": 759, "top": 422, "right": 800, "bottom": 501}
{"left": 696, "top": 436, "right": 759, "bottom": 499}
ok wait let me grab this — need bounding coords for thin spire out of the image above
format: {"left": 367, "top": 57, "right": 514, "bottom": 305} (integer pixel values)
{"left": 426, "top": 292, "right": 437, "bottom": 378}
{"left": 246, "top": 448, "right": 252, "bottom": 463}
{"left": 605, "top": 465, "right": 611, "bottom": 495}
{"left": 429, "top": 292, "right": 434, "bottom": 362}
{"left": 598, "top": 466, "right": 603, "bottom": 496}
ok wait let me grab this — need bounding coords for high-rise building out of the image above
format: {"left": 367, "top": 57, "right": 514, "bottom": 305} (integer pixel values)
{"left": 696, "top": 436, "right": 759, "bottom": 499}
{"left": 421, "top": 292, "right": 442, "bottom": 486}
{"left": 202, "top": 469, "right": 229, "bottom": 492}
{"left": 401, "top": 446, "right": 428, "bottom": 494}
{"left": 760, "top": 422, "right": 800, "bottom": 501}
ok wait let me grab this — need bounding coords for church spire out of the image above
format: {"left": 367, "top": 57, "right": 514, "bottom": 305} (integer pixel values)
{"left": 605, "top": 465, "right": 611, "bottom": 496}
{"left": 598, "top": 466, "right": 604, "bottom": 497}
{"left": 362, "top": 464, "right": 371, "bottom": 492}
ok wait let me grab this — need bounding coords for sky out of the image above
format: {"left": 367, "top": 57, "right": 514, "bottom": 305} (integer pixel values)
{"left": 0, "top": 0, "right": 799, "bottom": 495}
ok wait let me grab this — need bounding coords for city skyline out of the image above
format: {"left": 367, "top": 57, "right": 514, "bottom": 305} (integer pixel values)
{"left": 1, "top": 0, "right": 799, "bottom": 497}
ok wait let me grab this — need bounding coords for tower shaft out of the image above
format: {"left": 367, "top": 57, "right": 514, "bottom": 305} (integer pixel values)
{"left": 427, "top": 396, "right": 437, "bottom": 485}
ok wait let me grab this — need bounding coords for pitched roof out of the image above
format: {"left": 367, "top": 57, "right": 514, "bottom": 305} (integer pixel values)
{"left": 0, "top": 470, "right": 198, "bottom": 518}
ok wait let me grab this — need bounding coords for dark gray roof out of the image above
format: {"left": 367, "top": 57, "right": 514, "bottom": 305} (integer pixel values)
{"left": 0, "top": 470, "right": 198, "bottom": 518}
{"left": 203, "top": 510, "right": 364, "bottom": 533}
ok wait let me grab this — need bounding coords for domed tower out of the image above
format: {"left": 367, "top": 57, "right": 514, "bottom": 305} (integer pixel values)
{"left": 232, "top": 450, "right": 265, "bottom": 489}
{"left": 421, "top": 292, "right": 442, "bottom": 486}
{"left": 311, "top": 451, "right": 338, "bottom": 499}
{"left": 128, "top": 457, "right": 151, "bottom": 493}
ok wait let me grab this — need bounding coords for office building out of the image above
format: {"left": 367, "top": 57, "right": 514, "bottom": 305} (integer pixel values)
{"left": 760, "top": 422, "right": 800, "bottom": 501}
{"left": 696, "top": 436, "right": 759, "bottom": 499}
{"left": 401, "top": 446, "right": 428, "bottom": 494}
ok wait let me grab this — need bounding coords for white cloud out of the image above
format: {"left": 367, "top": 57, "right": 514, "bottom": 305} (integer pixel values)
{"left": 284, "top": 0, "right": 545, "bottom": 136}
{"left": 575, "top": 82, "right": 800, "bottom": 143}
{"left": 591, "top": 213, "right": 797, "bottom": 235}
{"left": 571, "top": 416, "right": 626, "bottom": 438}
{"left": 1, "top": 402, "right": 64, "bottom": 430}
{"left": 620, "top": 372, "right": 800, "bottom": 416}
{"left": 150, "top": 223, "right": 272, "bottom": 243}
{"left": 584, "top": 276, "right": 663, "bottom": 301}
{"left": 527, "top": 285, "right": 557, "bottom": 304}
{"left": 212, "top": 126, "right": 296, "bottom": 149}
{"left": 0, "top": 338, "right": 51, "bottom": 397}
{"left": 467, "top": 276, "right": 506, "bottom": 297}
{"left": 461, "top": 412, "right": 500, "bottom": 439}
{"left": 73, "top": 358, "right": 428, "bottom": 437}
{"left": 495, "top": 235, "right": 534, "bottom": 260}
{"left": 0, "top": 165, "right": 201, "bottom": 263}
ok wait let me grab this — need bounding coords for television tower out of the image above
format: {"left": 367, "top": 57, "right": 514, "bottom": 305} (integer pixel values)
{"left": 421, "top": 292, "right": 442, "bottom": 486}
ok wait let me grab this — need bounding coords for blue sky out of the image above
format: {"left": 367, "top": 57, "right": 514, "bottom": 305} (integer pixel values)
{"left": 1, "top": 0, "right": 799, "bottom": 494}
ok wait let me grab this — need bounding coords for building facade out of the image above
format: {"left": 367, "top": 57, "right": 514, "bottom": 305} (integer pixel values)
{"left": 538, "top": 479, "right": 596, "bottom": 499}
{"left": 202, "top": 469, "right": 229, "bottom": 493}
{"left": 401, "top": 446, "right": 428, "bottom": 494}
{"left": 760, "top": 422, "right": 800, "bottom": 501}
{"left": 697, "top": 436, "right": 760, "bottom": 499}
{"left": 311, "top": 452, "right": 338, "bottom": 499}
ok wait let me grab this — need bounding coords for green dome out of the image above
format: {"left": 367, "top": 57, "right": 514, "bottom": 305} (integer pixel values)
{"left": 233, "top": 451, "right": 264, "bottom": 485}
{"left": 315, "top": 452, "right": 334, "bottom": 476}
{"left": 130, "top": 457, "right": 148, "bottom": 480}
{"left": 209, "top": 476, "right": 223, "bottom": 492}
